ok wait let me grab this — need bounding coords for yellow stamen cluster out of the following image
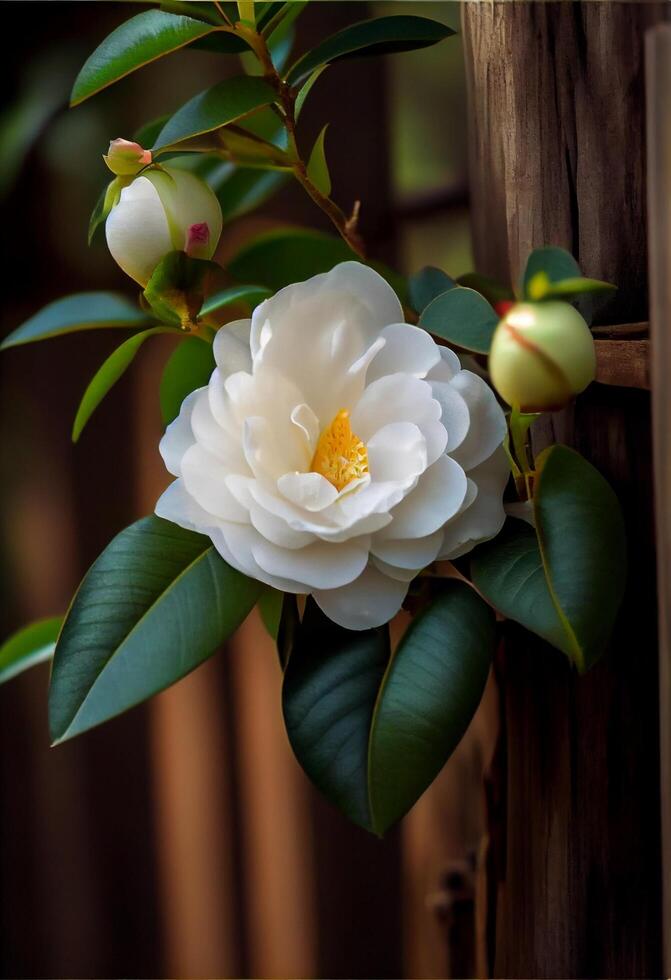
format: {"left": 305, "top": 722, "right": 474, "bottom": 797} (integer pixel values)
{"left": 310, "top": 410, "right": 369, "bottom": 492}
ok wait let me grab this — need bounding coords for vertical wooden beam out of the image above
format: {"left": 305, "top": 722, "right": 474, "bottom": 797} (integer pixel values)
{"left": 646, "top": 23, "right": 671, "bottom": 975}
{"left": 462, "top": 3, "right": 666, "bottom": 975}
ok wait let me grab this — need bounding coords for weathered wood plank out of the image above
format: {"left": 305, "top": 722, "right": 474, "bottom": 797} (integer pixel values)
{"left": 462, "top": 2, "right": 665, "bottom": 975}
{"left": 645, "top": 22, "right": 671, "bottom": 975}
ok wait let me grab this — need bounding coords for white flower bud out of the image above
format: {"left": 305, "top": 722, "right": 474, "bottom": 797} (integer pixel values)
{"left": 489, "top": 301, "right": 596, "bottom": 412}
{"left": 105, "top": 166, "right": 223, "bottom": 286}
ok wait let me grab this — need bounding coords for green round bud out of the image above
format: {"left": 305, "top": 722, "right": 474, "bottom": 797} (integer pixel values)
{"left": 488, "top": 301, "right": 596, "bottom": 412}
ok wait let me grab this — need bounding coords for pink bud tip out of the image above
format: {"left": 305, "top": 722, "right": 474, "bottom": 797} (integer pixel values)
{"left": 104, "top": 138, "right": 152, "bottom": 175}
{"left": 185, "top": 222, "right": 211, "bottom": 257}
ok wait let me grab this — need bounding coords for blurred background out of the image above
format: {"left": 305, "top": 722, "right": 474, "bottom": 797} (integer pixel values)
{"left": 0, "top": 3, "right": 496, "bottom": 977}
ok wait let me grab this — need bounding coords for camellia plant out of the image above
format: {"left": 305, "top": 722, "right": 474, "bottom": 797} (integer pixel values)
{"left": 0, "top": 2, "right": 626, "bottom": 836}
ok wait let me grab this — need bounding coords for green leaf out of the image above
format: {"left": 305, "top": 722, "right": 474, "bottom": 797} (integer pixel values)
{"left": 283, "top": 584, "right": 494, "bottom": 834}
{"left": 228, "top": 227, "right": 356, "bottom": 290}
{"left": 49, "top": 516, "right": 261, "bottom": 743}
{"left": 419, "top": 286, "right": 499, "bottom": 354}
{"left": 144, "top": 250, "right": 225, "bottom": 327}
{"left": 472, "top": 445, "right": 627, "bottom": 672}
{"left": 71, "top": 11, "right": 236, "bottom": 106}
{"left": 526, "top": 270, "right": 617, "bottom": 303}
{"left": 201, "top": 284, "right": 271, "bottom": 316}
{"left": 258, "top": 588, "right": 283, "bottom": 641}
{"left": 228, "top": 227, "right": 406, "bottom": 300}
{"left": 408, "top": 266, "right": 456, "bottom": 315}
{"left": 283, "top": 601, "right": 391, "bottom": 829}
{"left": 0, "top": 617, "right": 63, "bottom": 686}
{"left": 286, "top": 15, "right": 455, "bottom": 86}
{"left": 457, "top": 271, "right": 514, "bottom": 307}
{"left": 306, "top": 125, "right": 331, "bottom": 196}
{"left": 521, "top": 246, "right": 581, "bottom": 299}
{"left": 152, "top": 76, "right": 277, "bottom": 151}
{"left": 133, "top": 113, "right": 170, "bottom": 148}
{"left": 1, "top": 293, "right": 152, "bottom": 350}
{"left": 294, "top": 64, "right": 327, "bottom": 119}
{"left": 367, "top": 583, "right": 494, "bottom": 834}
{"left": 215, "top": 167, "right": 289, "bottom": 221}
{"left": 160, "top": 335, "right": 215, "bottom": 426}
{"left": 72, "top": 327, "right": 177, "bottom": 443}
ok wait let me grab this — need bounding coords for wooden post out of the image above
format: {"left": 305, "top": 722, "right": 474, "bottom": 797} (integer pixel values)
{"left": 462, "top": 3, "right": 666, "bottom": 975}
{"left": 646, "top": 23, "right": 671, "bottom": 975}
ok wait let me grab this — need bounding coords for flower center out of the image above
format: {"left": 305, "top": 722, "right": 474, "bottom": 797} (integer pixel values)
{"left": 310, "top": 409, "right": 369, "bottom": 492}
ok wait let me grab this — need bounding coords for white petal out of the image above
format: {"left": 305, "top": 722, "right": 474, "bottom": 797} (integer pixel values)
{"left": 367, "top": 422, "right": 427, "bottom": 483}
{"left": 290, "top": 403, "right": 320, "bottom": 452}
{"left": 181, "top": 443, "right": 249, "bottom": 522}
{"left": 371, "top": 529, "right": 443, "bottom": 569}
{"left": 249, "top": 262, "right": 403, "bottom": 421}
{"left": 249, "top": 501, "right": 316, "bottom": 549}
{"left": 159, "top": 388, "right": 201, "bottom": 477}
{"left": 352, "top": 374, "right": 436, "bottom": 440}
{"left": 366, "top": 323, "right": 441, "bottom": 383}
{"left": 426, "top": 344, "right": 462, "bottom": 382}
{"left": 448, "top": 371, "right": 507, "bottom": 471}
{"left": 313, "top": 563, "right": 409, "bottom": 630}
{"left": 190, "top": 388, "right": 248, "bottom": 470}
{"left": 385, "top": 454, "right": 468, "bottom": 540}
{"left": 213, "top": 319, "right": 252, "bottom": 377}
{"left": 370, "top": 556, "right": 420, "bottom": 582}
{"left": 252, "top": 537, "right": 369, "bottom": 590}
{"left": 429, "top": 379, "right": 471, "bottom": 454}
{"left": 440, "top": 446, "right": 510, "bottom": 559}
{"left": 155, "top": 478, "right": 217, "bottom": 533}
{"left": 244, "top": 415, "right": 310, "bottom": 482}
{"left": 277, "top": 471, "right": 339, "bottom": 511}
{"left": 212, "top": 523, "right": 307, "bottom": 592}
{"left": 105, "top": 176, "right": 173, "bottom": 286}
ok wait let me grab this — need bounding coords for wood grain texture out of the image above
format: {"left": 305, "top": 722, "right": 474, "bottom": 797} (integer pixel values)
{"left": 462, "top": 2, "right": 665, "bottom": 976}
{"left": 645, "top": 23, "right": 671, "bottom": 974}
{"left": 594, "top": 339, "right": 649, "bottom": 389}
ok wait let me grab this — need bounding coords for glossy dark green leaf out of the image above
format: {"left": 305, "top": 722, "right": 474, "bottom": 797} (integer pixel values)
{"left": 49, "top": 516, "right": 261, "bottom": 743}
{"left": 286, "top": 15, "right": 455, "bottom": 86}
{"left": 368, "top": 582, "right": 494, "bottom": 834}
{"left": 408, "top": 266, "right": 456, "bottom": 314}
{"left": 283, "top": 600, "right": 391, "bottom": 829}
{"left": 419, "top": 286, "right": 498, "bottom": 354}
{"left": 215, "top": 167, "right": 289, "bottom": 221}
{"left": 73, "top": 327, "right": 177, "bottom": 442}
{"left": 306, "top": 125, "right": 331, "bottom": 196}
{"left": 471, "top": 519, "right": 567, "bottom": 652}
{"left": 1, "top": 293, "right": 152, "bottom": 350}
{"left": 228, "top": 227, "right": 406, "bottom": 300}
{"left": 472, "top": 445, "right": 626, "bottom": 671}
{"left": 283, "top": 584, "right": 494, "bottom": 834}
{"left": 276, "top": 593, "right": 298, "bottom": 671}
{"left": 294, "top": 64, "right": 327, "bottom": 119}
{"left": 152, "top": 76, "right": 277, "bottom": 151}
{"left": 160, "top": 335, "right": 215, "bottom": 426}
{"left": 201, "top": 284, "right": 272, "bottom": 317}
{"left": 0, "top": 617, "right": 63, "bottom": 686}
{"left": 71, "top": 11, "right": 231, "bottom": 106}
{"left": 258, "top": 588, "right": 283, "bottom": 642}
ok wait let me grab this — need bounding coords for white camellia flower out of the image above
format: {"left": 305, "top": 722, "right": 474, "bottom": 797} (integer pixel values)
{"left": 156, "top": 262, "right": 509, "bottom": 630}
{"left": 105, "top": 165, "right": 223, "bottom": 287}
